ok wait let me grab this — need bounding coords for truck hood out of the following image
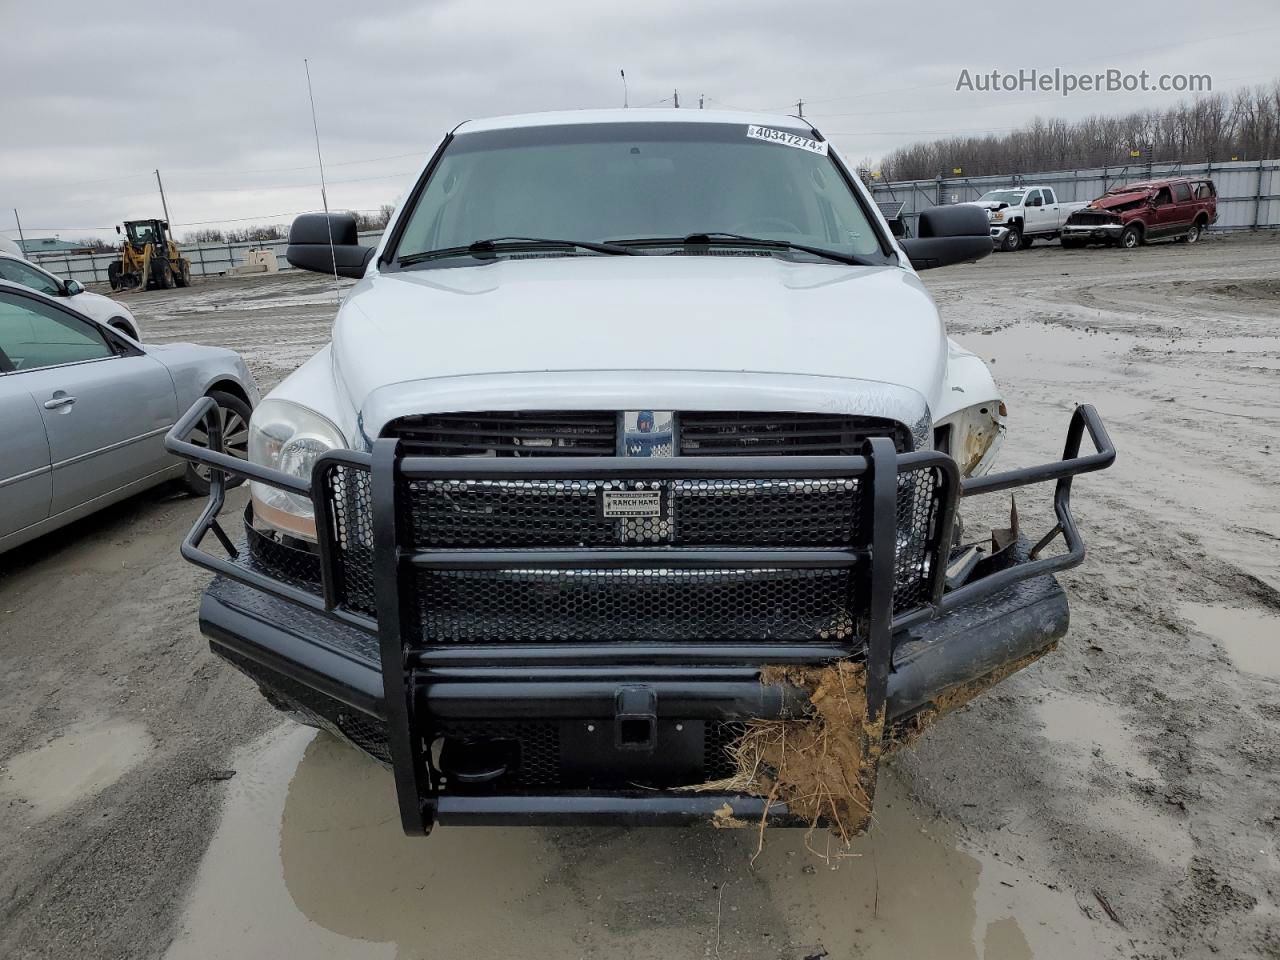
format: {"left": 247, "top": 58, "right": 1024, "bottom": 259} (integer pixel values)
{"left": 1091, "top": 190, "right": 1151, "bottom": 210}
{"left": 965, "top": 200, "right": 1009, "bottom": 211}
{"left": 332, "top": 255, "right": 947, "bottom": 438}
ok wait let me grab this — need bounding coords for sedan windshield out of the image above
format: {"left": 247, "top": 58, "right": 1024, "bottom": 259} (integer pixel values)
{"left": 393, "top": 122, "right": 886, "bottom": 265}
{"left": 979, "top": 190, "right": 1025, "bottom": 204}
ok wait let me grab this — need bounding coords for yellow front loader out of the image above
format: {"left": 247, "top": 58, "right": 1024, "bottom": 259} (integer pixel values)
{"left": 108, "top": 219, "right": 191, "bottom": 290}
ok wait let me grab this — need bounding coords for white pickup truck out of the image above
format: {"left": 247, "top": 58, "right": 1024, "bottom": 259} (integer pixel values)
{"left": 966, "top": 187, "right": 1089, "bottom": 252}
{"left": 164, "top": 109, "right": 1114, "bottom": 838}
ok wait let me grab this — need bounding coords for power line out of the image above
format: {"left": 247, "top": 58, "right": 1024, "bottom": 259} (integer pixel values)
{"left": 167, "top": 169, "right": 415, "bottom": 196}
{"left": 173, "top": 207, "right": 384, "bottom": 227}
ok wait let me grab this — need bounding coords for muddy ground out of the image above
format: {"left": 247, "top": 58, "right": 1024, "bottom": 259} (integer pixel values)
{"left": 1, "top": 234, "right": 1277, "bottom": 959}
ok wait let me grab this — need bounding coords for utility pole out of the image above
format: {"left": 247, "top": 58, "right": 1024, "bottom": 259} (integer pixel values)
{"left": 699, "top": 94, "right": 704, "bottom": 109}
{"left": 673, "top": 89, "right": 679, "bottom": 109}
{"left": 796, "top": 99, "right": 804, "bottom": 118}
{"left": 621, "top": 69, "right": 628, "bottom": 108}
{"left": 12, "top": 208, "right": 26, "bottom": 253}
{"left": 155, "top": 169, "right": 172, "bottom": 228}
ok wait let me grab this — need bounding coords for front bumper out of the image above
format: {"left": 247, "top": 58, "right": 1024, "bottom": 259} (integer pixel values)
{"left": 989, "top": 225, "right": 1010, "bottom": 245}
{"left": 1063, "top": 223, "right": 1125, "bottom": 239}
{"left": 166, "top": 401, "right": 1113, "bottom": 831}
{"left": 201, "top": 556, "right": 1068, "bottom": 826}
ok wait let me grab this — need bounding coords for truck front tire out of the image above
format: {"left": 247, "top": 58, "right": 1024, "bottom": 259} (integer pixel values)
{"left": 1118, "top": 225, "right": 1142, "bottom": 250}
{"left": 1000, "top": 226, "right": 1022, "bottom": 252}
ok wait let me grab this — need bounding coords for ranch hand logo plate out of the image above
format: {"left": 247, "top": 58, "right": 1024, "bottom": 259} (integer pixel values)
{"left": 600, "top": 489, "right": 664, "bottom": 518}
{"left": 745, "top": 125, "right": 829, "bottom": 156}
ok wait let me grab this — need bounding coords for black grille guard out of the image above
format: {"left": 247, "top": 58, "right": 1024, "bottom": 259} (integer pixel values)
{"left": 165, "top": 400, "right": 1114, "bottom": 832}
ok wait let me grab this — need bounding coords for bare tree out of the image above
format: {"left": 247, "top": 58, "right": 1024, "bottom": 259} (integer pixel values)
{"left": 877, "top": 84, "right": 1280, "bottom": 181}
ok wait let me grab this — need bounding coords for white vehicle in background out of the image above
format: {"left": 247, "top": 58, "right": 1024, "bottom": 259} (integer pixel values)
{"left": 966, "top": 187, "right": 1089, "bottom": 252}
{"left": 0, "top": 236, "right": 23, "bottom": 258}
{"left": 0, "top": 252, "right": 141, "bottom": 341}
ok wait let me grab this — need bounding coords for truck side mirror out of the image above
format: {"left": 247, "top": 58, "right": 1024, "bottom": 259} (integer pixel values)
{"left": 286, "top": 213, "right": 375, "bottom": 279}
{"left": 899, "top": 205, "right": 992, "bottom": 271}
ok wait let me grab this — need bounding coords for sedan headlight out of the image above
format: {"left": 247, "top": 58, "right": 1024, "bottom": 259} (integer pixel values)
{"left": 248, "top": 399, "right": 347, "bottom": 541}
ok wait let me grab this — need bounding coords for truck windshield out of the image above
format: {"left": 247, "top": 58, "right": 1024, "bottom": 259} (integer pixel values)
{"left": 979, "top": 190, "right": 1025, "bottom": 204}
{"left": 393, "top": 122, "right": 886, "bottom": 265}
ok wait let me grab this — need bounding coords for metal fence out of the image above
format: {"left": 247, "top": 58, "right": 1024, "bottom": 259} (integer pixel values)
{"left": 28, "top": 230, "right": 387, "bottom": 286}
{"left": 868, "top": 158, "right": 1279, "bottom": 233}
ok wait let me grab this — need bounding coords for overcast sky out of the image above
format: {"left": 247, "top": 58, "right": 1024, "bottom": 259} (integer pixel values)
{"left": 3, "top": 0, "right": 1279, "bottom": 242}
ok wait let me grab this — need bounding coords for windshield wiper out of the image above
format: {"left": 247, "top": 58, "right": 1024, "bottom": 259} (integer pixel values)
{"left": 612, "top": 232, "right": 870, "bottom": 266}
{"left": 399, "top": 236, "right": 636, "bottom": 266}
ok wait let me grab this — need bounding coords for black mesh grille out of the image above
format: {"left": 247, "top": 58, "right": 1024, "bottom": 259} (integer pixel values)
{"left": 435, "top": 720, "right": 751, "bottom": 789}
{"left": 313, "top": 450, "right": 949, "bottom": 631}
{"left": 244, "top": 524, "right": 322, "bottom": 590}
{"left": 893, "top": 468, "right": 947, "bottom": 613}
{"left": 705, "top": 721, "right": 745, "bottom": 780}
{"left": 416, "top": 567, "right": 855, "bottom": 644}
{"left": 1068, "top": 212, "right": 1119, "bottom": 226}
{"left": 387, "top": 411, "right": 616, "bottom": 457}
{"left": 437, "top": 720, "right": 560, "bottom": 788}
{"left": 402, "top": 477, "right": 859, "bottom": 548}
{"left": 680, "top": 412, "right": 912, "bottom": 455}
{"left": 323, "top": 464, "right": 377, "bottom": 615}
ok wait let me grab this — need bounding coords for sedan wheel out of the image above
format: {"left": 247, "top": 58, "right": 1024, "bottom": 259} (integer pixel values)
{"left": 183, "top": 390, "right": 252, "bottom": 495}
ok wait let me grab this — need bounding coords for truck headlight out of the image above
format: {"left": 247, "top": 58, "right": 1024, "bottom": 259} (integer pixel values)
{"left": 248, "top": 399, "right": 347, "bottom": 541}
{"left": 991, "top": 210, "right": 1005, "bottom": 221}
{"left": 936, "top": 401, "right": 1007, "bottom": 477}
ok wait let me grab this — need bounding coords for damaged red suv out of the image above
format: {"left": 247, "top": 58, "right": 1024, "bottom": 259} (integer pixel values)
{"left": 1061, "top": 177, "right": 1217, "bottom": 249}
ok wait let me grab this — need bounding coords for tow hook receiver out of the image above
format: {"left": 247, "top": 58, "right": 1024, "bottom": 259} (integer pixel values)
{"left": 615, "top": 686, "right": 658, "bottom": 752}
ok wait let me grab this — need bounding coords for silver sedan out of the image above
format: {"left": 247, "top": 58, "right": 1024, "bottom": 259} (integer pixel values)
{"left": 0, "top": 281, "right": 259, "bottom": 554}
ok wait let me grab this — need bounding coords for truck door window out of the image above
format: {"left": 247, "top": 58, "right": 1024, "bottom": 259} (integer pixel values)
{"left": 1042, "top": 188, "right": 1056, "bottom": 204}
{"left": 1153, "top": 188, "right": 1171, "bottom": 206}
{"left": 1172, "top": 182, "right": 1191, "bottom": 202}
{"left": 1195, "top": 182, "right": 1215, "bottom": 199}
{"left": 1025, "top": 190, "right": 1042, "bottom": 207}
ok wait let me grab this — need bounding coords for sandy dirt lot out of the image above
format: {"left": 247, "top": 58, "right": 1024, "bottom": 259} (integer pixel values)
{"left": 1, "top": 235, "right": 1277, "bottom": 959}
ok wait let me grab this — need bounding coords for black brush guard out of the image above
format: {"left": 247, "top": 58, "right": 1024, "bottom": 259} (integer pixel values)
{"left": 166, "top": 400, "right": 1113, "bottom": 833}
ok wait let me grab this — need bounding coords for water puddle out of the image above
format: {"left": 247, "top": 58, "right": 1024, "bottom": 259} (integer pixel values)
{"left": 1180, "top": 603, "right": 1280, "bottom": 679}
{"left": 0, "top": 718, "right": 153, "bottom": 819}
{"left": 957, "top": 323, "right": 1132, "bottom": 384}
{"left": 167, "top": 726, "right": 1118, "bottom": 959}
{"left": 751, "top": 770, "right": 1110, "bottom": 958}
{"left": 1036, "top": 692, "right": 1160, "bottom": 781}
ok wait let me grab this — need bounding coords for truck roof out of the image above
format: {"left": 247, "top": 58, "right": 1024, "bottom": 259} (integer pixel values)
{"left": 455, "top": 108, "right": 813, "bottom": 135}
{"left": 1111, "top": 176, "right": 1202, "bottom": 191}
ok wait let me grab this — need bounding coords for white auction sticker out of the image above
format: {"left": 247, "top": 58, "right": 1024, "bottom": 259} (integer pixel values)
{"left": 746, "top": 125, "right": 829, "bottom": 156}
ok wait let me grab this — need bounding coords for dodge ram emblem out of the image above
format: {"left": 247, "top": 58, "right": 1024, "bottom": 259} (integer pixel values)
{"left": 623, "top": 410, "right": 674, "bottom": 457}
